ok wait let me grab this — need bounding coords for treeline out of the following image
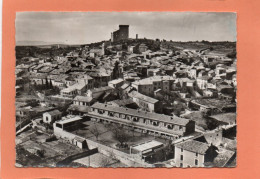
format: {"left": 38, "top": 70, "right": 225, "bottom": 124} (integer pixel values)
{"left": 15, "top": 46, "right": 78, "bottom": 60}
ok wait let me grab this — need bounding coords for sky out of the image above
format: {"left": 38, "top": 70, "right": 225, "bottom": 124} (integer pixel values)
{"left": 16, "top": 12, "right": 236, "bottom": 45}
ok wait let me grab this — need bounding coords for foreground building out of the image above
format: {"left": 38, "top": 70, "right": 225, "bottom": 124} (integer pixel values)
{"left": 86, "top": 103, "right": 195, "bottom": 139}
{"left": 174, "top": 140, "right": 218, "bottom": 167}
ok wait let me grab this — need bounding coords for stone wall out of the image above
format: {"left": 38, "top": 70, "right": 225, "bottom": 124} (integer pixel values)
{"left": 54, "top": 129, "right": 154, "bottom": 167}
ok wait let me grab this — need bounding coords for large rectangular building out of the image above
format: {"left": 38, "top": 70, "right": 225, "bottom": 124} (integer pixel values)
{"left": 86, "top": 103, "right": 195, "bottom": 140}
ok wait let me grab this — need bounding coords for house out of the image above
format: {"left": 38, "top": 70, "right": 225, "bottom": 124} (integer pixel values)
{"left": 147, "top": 68, "right": 161, "bottom": 77}
{"left": 130, "top": 140, "right": 164, "bottom": 162}
{"left": 16, "top": 106, "right": 35, "bottom": 118}
{"left": 73, "top": 95, "right": 96, "bottom": 106}
{"left": 139, "top": 44, "right": 148, "bottom": 53}
{"left": 189, "top": 99, "right": 236, "bottom": 114}
{"left": 189, "top": 67, "right": 197, "bottom": 79}
{"left": 60, "top": 82, "right": 88, "bottom": 98}
{"left": 108, "top": 78, "right": 124, "bottom": 89}
{"left": 67, "top": 104, "right": 91, "bottom": 116}
{"left": 53, "top": 116, "right": 83, "bottom": 137}
{"left": 88, "top": 71, "right": 112, "bottom": 88}
{"left": 154, "top": 90, "right": 179, "bottom": 103}
{"left": 129, "top": 91, "right": 162, "bottom": 113}
{"left": 128, "top": 45, "right": 138, "bottom": 53}
{"left": 60, "top": 87, "right": 77, "bottom": 98}
{"left": 136, "top": 65, "right": 148, "bottom": 77}
{"left": 203, "top": 89, "right": 217, "bottom": 97}
{"left": 108, "top": 98, "right": 138, "bottom": 109}
{"left": 209, "top": 113, "right": 236, "bottom": 125}
{"left": 215, "top": 64, "right": 227, "bottom": 77}
{"left": 76, "top": 74, "right": 94, "bottom": 90}
{"left": 194, "top": 130, "right": 223, "bottom": 147}
{"left": 73, "top": 136, "right": 87, "bottom": 149}
{"left": 65, "top": 76, "right": 76, "bottom": 86}
{"left": 174, "top": 140, "right": 218, "bottom": 167}
{"left": 16, "top": 63, "right": 34, "bottom": 73}
{"left": 86, "top": 86, "right": 113, "bottom": 99}
{"left": 43, "top": 109, "right": 62, "bottom": 124}
{"left": 38, "top": 66, "right": 54, "bottom": 74}
{"left": 71, "top": 82, "right": 88, "bottom": 95}
{"left": 123, "top": 71, "right": 141, "bottom": 82}
{"left": 30, "top": 73, "right": 48, "bottom": 85}
{"left": 52, "top": 77, "right": 67, "bottom": 88}
{"left": 196, "top": 76, "right": 212, "bottom": 90}
{"left": 32, "top": 64, "right": 45, "bottom": 73}
{"left": 131, "top": 76, "right": 175, "bottom": 96}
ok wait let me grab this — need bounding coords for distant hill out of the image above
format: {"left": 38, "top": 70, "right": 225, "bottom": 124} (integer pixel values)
{"left": 16, "top": 41, "right": 65, "bottom": 46}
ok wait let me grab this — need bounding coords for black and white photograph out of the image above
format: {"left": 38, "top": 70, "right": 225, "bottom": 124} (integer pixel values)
{"left": 15, "top": 12, "right": 237, "bottom": 168}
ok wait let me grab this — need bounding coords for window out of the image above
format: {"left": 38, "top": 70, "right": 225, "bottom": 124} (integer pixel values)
{"left": 56, "top": 123, "right": 62, "bottom": 128}
{"left": 181, "top": 148, "right": 183, "bottom": 152}
{"left": 195, "top": 159, "right": 198, "bottom": 165}
{"left": 196, "top": 153, "right": 198, "bottom": 157}
{"left": 180, "top": 155, "right": 183, "bottom": 160}
{"left": 180, "top": 163, "right": 183, "bottom": 167}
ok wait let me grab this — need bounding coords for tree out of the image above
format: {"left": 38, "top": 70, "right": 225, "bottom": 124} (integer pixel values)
{"left": 89, "top": 124, "right": 100, "bottom": 141}
{"left": 112, "top": 124, "right": 130, "bottom": 147}
{"left": 112, "top": 61, "right": 120, "bottom": 79}
{"left": 162, "top": 140, "right": 174, "bottom": 160}
{"left": 128, "top": 121, "right": 136, "bottom": 138}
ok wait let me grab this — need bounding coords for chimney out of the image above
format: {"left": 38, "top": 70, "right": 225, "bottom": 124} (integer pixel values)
{"left": 136, "top": 34, "right": 138, "bottom": 39}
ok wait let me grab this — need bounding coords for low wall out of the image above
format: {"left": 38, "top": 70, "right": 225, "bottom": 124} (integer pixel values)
{"left": 56, "top": 148, "right": 98, "bottom": 167}
{"left": 85, "top": 138, "right": 154, "bottom": 167}
{"left": 54, "top": 129, "right": 154, "bottom": 167}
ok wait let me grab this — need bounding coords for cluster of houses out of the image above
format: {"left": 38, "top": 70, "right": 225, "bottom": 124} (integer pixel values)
{"left": 15, "top": 26, "right": 236, "bottom": 167}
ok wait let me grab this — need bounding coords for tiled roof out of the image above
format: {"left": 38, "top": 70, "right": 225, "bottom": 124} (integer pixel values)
{"left": 68, "top": 105, "right": 91, "bottom": 113}
{"left": 197, "top": 76, "right": 212, "bottom": 80}
{"left": 90, "top": 86, "right": 113, "bottom": 93}
{"left": 91, "top": 102, "right": 190, "bottom": 126}
{"left": 209, "top": 113, "right": 236, "bottom": 124}
{"left": 129, "top": 91, "right": 158, "bottom": 104}
{"left": 175, "top": 140, "right": 210, "bottom": 154}
{"left": 132, "top": 75, "right": 175, "bottom": 86}
{"left": 110, "top": 99, "right": 135, "bottom": 106}
{"left": 108, "top": 78, "right": 124, "bottom": 85}
{"left": 45, "top": 109, "right": 61, "bottom": 116}
{"left": 74, "top": 96, "right": 94, "bottom": 102}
